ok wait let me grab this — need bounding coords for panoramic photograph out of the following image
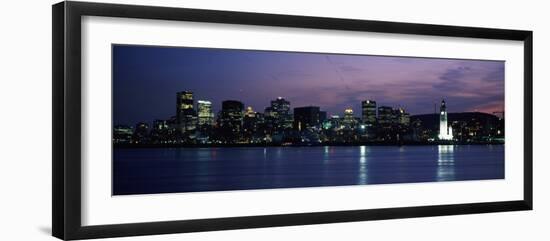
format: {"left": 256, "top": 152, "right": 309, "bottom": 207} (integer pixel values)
{"left": 112, "top": 44, "right": 505, "bottom": 195}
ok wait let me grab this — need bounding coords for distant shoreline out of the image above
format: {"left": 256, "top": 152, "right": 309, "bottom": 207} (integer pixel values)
{"left": 113, "top": 141, "right": 504, "bottom": 149}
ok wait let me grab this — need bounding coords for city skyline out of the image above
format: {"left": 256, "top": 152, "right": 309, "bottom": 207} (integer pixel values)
{"left": 113, "top": 45, "right": 505, "bottom": 125}
{"left": 113, "top": 88, "right": 504, "bottom": 146}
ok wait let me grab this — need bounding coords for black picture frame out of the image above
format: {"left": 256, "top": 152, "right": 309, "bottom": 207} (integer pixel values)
{"left": 52, "top": 1, "right": 533, "bottom": 240}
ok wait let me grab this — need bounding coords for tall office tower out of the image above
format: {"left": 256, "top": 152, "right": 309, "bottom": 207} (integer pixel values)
{"left": 219, "top": 100, "right": 244, "bottom": 142}
{"left": 244, "top": 106, "right": 256, "bottom": 118}
{"left": 176, "top": 91, "right": 197, "bottom": 135}
{"left": 293, "top": 106, "right": 321, "bottom": 131}
{"left": 243, "top": 106, "right": 261, "bottom": 140}
{"left": 270, "top": 97, "right": 293, "bottom": 130}
{"left": 197, "top": 100, "right": 214, "bottom": 126}
{"left": 342, "top": 107, "right": 358, "bottom": 129}
{"left": 377, "top": 106, "right": 394, "bottom": 125}
{"left": 361, "top": 100, "right": 377, "bottom": 125}
{"left": 396, "top": 107, "right": 410, "bottom": 126}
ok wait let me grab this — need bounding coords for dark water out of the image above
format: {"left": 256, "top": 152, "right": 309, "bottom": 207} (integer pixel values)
{"left": 113, "top": 145, "right": 504, "bottom": 195}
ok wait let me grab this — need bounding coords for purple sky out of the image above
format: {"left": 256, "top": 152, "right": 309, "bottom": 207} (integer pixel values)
{"left": 113, "top": 45, "right": 504, "bottom": 125}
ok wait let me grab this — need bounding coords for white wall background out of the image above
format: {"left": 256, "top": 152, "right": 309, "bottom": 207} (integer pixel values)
{"left": 0, "top": 0, "right": 547, "bottom": 240}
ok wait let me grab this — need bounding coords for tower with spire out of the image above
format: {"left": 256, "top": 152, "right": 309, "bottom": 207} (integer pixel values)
{"left": 438, "top": 99, "right": 453, "bottom": 140}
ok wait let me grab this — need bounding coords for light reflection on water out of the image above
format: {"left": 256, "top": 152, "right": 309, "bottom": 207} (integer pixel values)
{"left": 113, "top": 145, "right": 503, "bottom": 195}
{"left": 437, "top": 145, "right": 456, "bottom": 181}
{"left": 358, "top": 146, "right": 368, "bottom": 185}
{"left": 323, "top": 146, "right": 330, "bottom": 163}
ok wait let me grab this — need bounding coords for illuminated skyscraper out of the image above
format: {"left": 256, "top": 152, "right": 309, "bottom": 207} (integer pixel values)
{"left": 176, "top": 91, "right": 197, "bottom": 136}
{"left": 361, "top": 100, "right": 377, "bottom": 125}
{"left": 197, "top": 100, "right": 214, "bottom": 126}
{"left": 245, "top": 106, "right": 256, "bottom": 118}
{"left": 177, "top": 91, "right": 193, "bottom": 112}
{"left": 243, "top": 106, "right": 262, "bottom": 140}
{"left": 270, "top": 97, "right": 292, "bottom": 131}
{"left": 438, "top": 100, "right": 453, "bottom": 140}
{"left": 342, "top": 107, "right": 358, "bottom": 129}
{"left": 397, "top": 107, "right": 410, "bottom": 126}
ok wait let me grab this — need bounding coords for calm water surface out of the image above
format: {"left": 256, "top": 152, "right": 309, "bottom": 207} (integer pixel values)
{"left": 113, "top": 145, "right": 504, "bottom": 195}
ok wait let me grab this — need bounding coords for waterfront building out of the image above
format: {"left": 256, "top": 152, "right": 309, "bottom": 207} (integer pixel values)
{"left": 263, "top": 106, "right": 276, "bottom": 134}
{"left": 270, "top": 97, "right": 293, "bottom": 131}
{"left": 438, "top": 99, "right": 453, "bottom": 140}
{"left": 196, "top": 101, "right": 214, "bottom": 143}
{"left": 361, "top": 100, "right": 377, "bottom": 125}
{"left": 197, "top": 100, "right": 214, "bottom": 126}
{"left": 245, "top": 106, "right": 256, "bottom": 118}
{"left": 322, "top": 115, "right": 340, "bottom": 130}
{"left": 218, "top": 100, "right": 244, "bottom": 142}
{"left": 151, "top": 119, "right": 170, "bottom": 143}
{"left": 166, "top": 116, "right": 177, "bottom": 131}
{"left": 293, "top": 106, "right": 321, "bottom": 131}
{"left": 153, "top": 119, "right": 168, "bottom": 130}
{"left": 176, "top": 91, "right": 197, "bottom": 136}
{"left": 251, "top": 112, "right": 268, "bottom": 143}
{"left": 243, "top": 106, "right": 259, "bottom": 139}
{"left": 177, "top": 91, "right": 193, "bottom": 109}
{"left": 132, "top": 122, "right": 150, "bottom": 143}
{"left": 342, "top": 107, "right": 358, "bottom": 129}
{"left": 397, "top": 107, "right": 410, "bottom": 126}
{"left": 113, "top": 125, "right": 133, "bottom": 144}
{"left": 378, "top": 106, "right": 394, "bottom": 125}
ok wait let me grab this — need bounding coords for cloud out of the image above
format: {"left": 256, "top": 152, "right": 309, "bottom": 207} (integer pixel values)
{"left": 482, "top": 64, "right": 505, "bottom": 82}
{"left": 433, "top": 66, "right": 473, "bottom": 91}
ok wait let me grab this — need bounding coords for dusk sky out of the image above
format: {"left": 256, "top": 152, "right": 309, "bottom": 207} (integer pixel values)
{"left": 113, "top": 45, "right": 504, "bottom": 125}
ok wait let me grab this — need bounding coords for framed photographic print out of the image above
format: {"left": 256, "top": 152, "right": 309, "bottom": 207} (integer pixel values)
{"left": 52, "top": 1, "right": 533, "bottom": 240}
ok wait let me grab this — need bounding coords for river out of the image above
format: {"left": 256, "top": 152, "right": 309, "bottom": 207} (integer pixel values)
{"left": 113, "top": 145, "right": 504, "bottom": 195}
